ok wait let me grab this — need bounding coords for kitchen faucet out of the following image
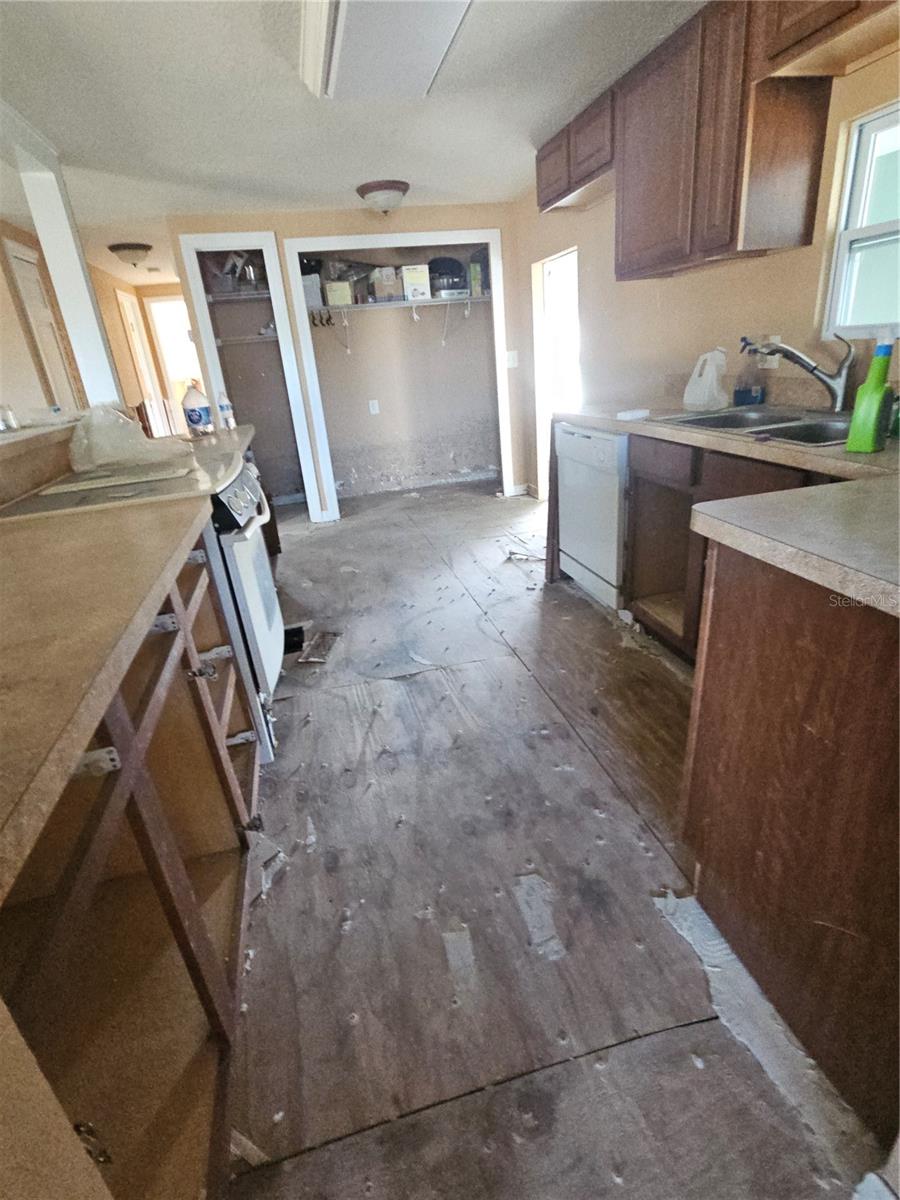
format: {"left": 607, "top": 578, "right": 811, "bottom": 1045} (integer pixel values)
{"left": 741, "top": 335, "right": 855, "bottom": 412}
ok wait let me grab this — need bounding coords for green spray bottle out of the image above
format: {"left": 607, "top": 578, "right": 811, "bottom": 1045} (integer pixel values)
{"left": 846, "top": 337, "right": 894, "bottom": 453}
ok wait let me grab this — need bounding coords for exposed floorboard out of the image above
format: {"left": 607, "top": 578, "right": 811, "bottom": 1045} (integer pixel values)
{"left": 231, "top": 1021, "right": 848, "bottom": 1200}
{"left": 231, "top": 485, "right": 843, "bottom": 1198}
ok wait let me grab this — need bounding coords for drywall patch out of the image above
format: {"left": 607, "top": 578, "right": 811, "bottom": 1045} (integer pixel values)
{"left": 514, "top": 873, "right": 566, "bottom": 961}
{"left": 656, "top": 892, "right": 881, "bottom": 1187}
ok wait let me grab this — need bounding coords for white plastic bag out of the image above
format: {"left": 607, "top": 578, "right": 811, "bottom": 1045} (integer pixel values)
{"left": 69, "top": 407, "right": 194, "bottom": 473}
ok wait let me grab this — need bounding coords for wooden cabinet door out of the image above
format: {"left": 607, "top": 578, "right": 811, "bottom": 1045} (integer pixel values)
{"left": 536, "top": 129, "right": 570, "bottom": 210}
{"left": 568, "top": 91, "right": 613, "bottom": 188}
{"left": 691, "top": 1, "right": 749, "bottom": 256}
{"left": 765, "top": 0, "right": 859, "bottom": 57}
{"left": 614, "top": 17, "right": 702, "bottom": 276}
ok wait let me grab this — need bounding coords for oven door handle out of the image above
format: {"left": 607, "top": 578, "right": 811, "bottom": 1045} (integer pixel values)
{"left": 232, "top": 489, "right": 271, "bottom": 542}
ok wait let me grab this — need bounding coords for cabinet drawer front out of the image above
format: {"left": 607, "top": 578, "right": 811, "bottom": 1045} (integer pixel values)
{"left": 569, "top": 91, "right": 614, "bottom": 186}
{"left": 766, "top": 0, "right": 859, "bottom": 57}
{"left": 698, "top": 451, "right": 806, "bottom": 499}
{"left": 536, "top": 129, "right": 570, "bottom": 209}
{"left": 629, "top": 436, "right": 696, "bottom": 488}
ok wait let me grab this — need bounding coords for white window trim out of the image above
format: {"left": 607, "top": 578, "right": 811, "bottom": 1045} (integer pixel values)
{"left": 822, "top": 101, "right": 899, "bottom": 341}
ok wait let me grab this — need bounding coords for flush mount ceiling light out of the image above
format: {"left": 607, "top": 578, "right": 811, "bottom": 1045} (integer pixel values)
{"left": 108, "top": 242, "right": 152, "bottom": 267}
{"left": 356, "top": 180, "right": 410, "bottom": 214}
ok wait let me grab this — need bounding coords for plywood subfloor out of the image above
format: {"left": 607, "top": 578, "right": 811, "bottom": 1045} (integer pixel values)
{"left": 231, "top": 1021, "right": 848, "bottom": 1200}
{"left": 231, "top": 486, "right": 843, "bottom": 1197}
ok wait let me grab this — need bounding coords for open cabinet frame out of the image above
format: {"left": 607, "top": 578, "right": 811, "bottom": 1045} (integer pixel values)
{"left": 179, "top": 232, "right": 340, "bottom": 523}
{"left": 283, "top": 228, "right": 516, "bottom": 499}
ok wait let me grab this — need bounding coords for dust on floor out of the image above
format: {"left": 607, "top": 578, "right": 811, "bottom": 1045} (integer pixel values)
{"left": 229, "top": 484, "right": 868, "bottom": 1200}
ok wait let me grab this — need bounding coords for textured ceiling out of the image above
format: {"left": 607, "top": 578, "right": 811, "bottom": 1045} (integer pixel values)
{"left": 0, "top": 0, "right": 701, "bottom": 280}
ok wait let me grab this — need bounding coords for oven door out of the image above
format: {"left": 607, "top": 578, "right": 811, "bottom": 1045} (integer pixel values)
{"left": 219, "top": 491, "right": 284, "bottom": 700}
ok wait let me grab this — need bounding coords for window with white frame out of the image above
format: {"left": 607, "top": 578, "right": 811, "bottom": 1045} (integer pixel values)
{"left": 824, "top": 101, "right": 899, "bottom": 340}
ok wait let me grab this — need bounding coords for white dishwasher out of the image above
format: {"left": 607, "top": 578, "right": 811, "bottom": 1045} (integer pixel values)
{"left": 556, "top": 421, "right": 628, "bottom": 609}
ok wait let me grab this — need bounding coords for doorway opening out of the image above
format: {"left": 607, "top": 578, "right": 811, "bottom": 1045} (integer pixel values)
{"left": 144, "top": 295, "right": 202, "bottom": 436}
{"left": 532, "top": 247, "right": 581, "bottom": 500}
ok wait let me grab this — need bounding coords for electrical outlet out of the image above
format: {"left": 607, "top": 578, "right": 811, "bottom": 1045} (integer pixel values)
{"left": 760, "top": 334, "right": 781, "bottom": 369}
{"left": 369, "top": 399, "right": 380, "bottom": 415}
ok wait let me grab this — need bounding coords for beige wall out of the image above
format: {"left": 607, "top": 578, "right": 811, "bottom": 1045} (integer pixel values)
{"left": 169, "top": 49, "right": 898, "bottom": 493}
{"left": 311, "top": 300, "right": 499, "bottom": 495}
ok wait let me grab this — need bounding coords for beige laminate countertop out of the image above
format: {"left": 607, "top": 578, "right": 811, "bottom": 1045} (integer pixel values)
{"left": 0, "top": 424, "right": 255, "bottom": 519}
{"left": 0, "top": 496, "right": 211, "bottom": 903}
{"left": 692, "top": 477, "right": 899, "bottom": 615}
{"left": 554, "top": 408, "right": 900, "bottom": 480}
{"left": 555, "top": 407, "right": 899, "bottom": 611}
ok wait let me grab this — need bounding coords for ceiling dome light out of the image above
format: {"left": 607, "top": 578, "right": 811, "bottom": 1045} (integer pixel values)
{"left": 108, "top": 242, "right": 153, "bottom": 267}
{"left": 356, "top": 180, "right": 410, "bottom": 214}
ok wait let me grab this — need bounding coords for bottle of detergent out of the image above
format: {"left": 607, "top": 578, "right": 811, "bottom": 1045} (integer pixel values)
{"left": 846, "top": 336, "right": 894, "bottom": 453}
{"left": 181, "top": 380, "right": 213, "bottom": 437}
{"left": 683, "top": 347, "right": 728, "bottom": 411}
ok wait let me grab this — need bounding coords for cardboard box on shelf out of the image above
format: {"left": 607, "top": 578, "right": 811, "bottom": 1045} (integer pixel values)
{"left": 324, "top": 280, "right": 354, "bottom": 307}
{"left": 302, "top": 273, "right": 323, "bottom": 308}
{"left": 399, "top": 265, "right": 431, "bottom": 301}
{"left": 369, "top": 266, "right": 403, "bottom": 302}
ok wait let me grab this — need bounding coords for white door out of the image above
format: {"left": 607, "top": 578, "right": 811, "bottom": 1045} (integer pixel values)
{"left": 4, "top": 240, "right": 78, "bottom": 413}
{"left": 532, "top": 247, "right": 581, "bottom": 500}
{"left": 116, "top": 289, "right": 171, "bottom": 437}
{"left": 144, "top": 295, "right": 201, "bottom": 435}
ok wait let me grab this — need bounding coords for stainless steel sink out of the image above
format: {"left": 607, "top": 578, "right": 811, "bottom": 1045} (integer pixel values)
{"left": 671, "top": 407, "right": 805, "bottom": 430}
{"left": 755, "top": 416, "right": 852, "bottom": 446}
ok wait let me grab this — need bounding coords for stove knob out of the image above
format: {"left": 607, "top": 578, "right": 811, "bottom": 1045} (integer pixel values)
{"left": 227, "top": 490, "right": 244, "bottom": 515}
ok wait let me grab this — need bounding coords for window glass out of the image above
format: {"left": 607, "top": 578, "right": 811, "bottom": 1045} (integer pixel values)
{"left": 862, "top": 122, "right": 900, "bottom": 226}
{"left": 839, "top": 232, "right": 899, "bottom": 329}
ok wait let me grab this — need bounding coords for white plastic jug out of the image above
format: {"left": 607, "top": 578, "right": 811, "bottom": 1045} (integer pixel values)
{"left": 683, "top": 348, "right": 728, "bottom": 411}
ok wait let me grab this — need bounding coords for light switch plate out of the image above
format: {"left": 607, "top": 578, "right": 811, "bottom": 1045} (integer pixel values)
{"left": 369, "top": 399, "right": 380, "bottom": 415}
{"left": 507, "top": 350, "right": 519, "bottom": 369}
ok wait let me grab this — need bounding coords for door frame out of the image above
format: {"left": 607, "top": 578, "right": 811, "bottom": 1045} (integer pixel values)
{"left": 179, "top": 231, "right": 336, "bottom": 523}
{"left": 3, "top": 236, "right": 79, "bottom": 413}
{"left": 283, "top": 228, "right": 515, "bottom": 499}
{"left": 115, "top": 288, "right": 170, "bottom": 436}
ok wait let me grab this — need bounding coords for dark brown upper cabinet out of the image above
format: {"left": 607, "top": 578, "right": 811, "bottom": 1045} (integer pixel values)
{"left": 614, "top": 18, "right": 703, "bottom": 275}
{"left": 536, "top": 0, "right": 895, "bottom": 275}
{"left": 615, "top": 1, "right": 834, "bottom": 278}
{"left": 536, "top": 88, "right": 614, "bottom": 211}
{"left": 535, "top": 129, "right": 570, "bottom": 210}
{"left": 568, "top": 91, "right": 614, "bottom": 190}
{"left": 691, "top": 1, "right": 749, "bottom": 256}
{"left": 765, "top": 0, "right": 860, "bottom": 57}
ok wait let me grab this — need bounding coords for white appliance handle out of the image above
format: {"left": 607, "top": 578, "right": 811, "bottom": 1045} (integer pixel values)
{"left": 232, "top": 489, "right": 271, "bottom": 542}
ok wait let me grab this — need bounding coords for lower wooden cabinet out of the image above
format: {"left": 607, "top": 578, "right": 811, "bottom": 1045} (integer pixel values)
{"left": 682, "top": 541, "right": 899, "bottom": 1146}
{"left": 623, "top": 437, "right": 811, "bottom": 657}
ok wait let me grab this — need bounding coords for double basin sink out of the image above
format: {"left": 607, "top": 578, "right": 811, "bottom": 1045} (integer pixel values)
{"left": 659, "top": 406, "right": 851, "bottom": 445}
